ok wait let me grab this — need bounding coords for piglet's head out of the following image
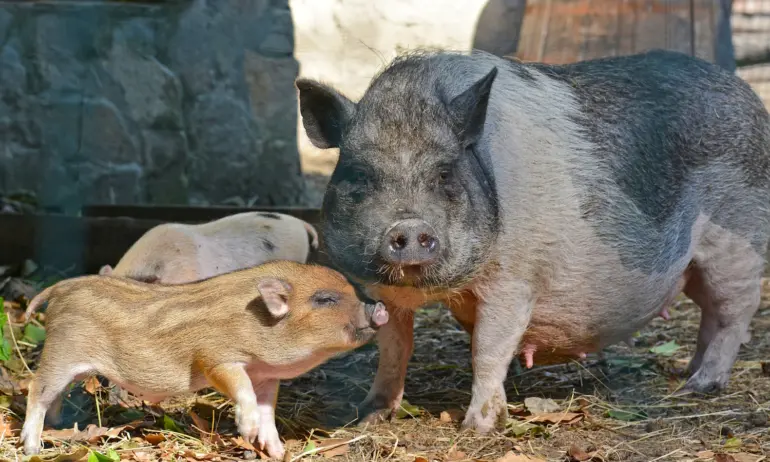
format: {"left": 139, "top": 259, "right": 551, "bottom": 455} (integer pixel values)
{"left": 255, "top": 263, "right": 388, "bottom": 352}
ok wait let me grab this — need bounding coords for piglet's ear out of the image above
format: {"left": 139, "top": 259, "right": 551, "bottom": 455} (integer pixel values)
{"left": 296, "top": 78, "right": 356, "bottom": 150}
{"left": 446, "top": 67, "right": 498, "bottom": 147}
{"left": 99, "top": 265, "right": 113, "bottom": 276}
{"left": 257, "top": 278, "right": 292, "bottom": 319}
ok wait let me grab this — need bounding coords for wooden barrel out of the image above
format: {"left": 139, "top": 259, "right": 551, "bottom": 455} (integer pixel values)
{"left": 510, "top": 0, "right": 733, "bottom": 67}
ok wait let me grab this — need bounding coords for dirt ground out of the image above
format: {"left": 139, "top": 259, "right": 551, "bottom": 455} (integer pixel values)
{"left": 0, "top": 272, "right": 768, "bottom": 462}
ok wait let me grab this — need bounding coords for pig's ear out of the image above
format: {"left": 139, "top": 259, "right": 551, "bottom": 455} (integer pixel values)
{"left": 257, "top": 278, "right": 292, "bottom": 319}
{"left": 99, "top": 265, "right": 113, "bottom": 276}
{"left": 296, "top": 78, "right": 355, "bottom": 149}
{"left": 447, "top": 67, "right": 498, "bottom": 146}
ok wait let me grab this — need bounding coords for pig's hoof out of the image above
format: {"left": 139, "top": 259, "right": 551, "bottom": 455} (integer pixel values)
{"left": 234, "top": 405, "right": 261, "bottom": 444}
{"left": 356, "top": 406, "right": 394, "bottom": 426}
{"left": 356, "top": 396, "right": 396, "bottom": 426}
{"left": 21, "top": 431, "right": 40, "bottom": 455}
{"left": 257, "top": 423, "right": 284, "bottom": 460}
{"left": 679, "top": 371, "right": 728, "bottom": 396}
{"left": 461, "top": 404, "right": 506, "bottom": 434}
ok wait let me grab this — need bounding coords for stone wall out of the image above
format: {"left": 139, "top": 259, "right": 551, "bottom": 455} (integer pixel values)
{"left": 0, "top": 0, "right": 304, "bottom": 212}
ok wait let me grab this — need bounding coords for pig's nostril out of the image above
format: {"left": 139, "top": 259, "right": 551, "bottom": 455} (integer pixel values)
{"left": 391, "top": 234, "right": 407, "bottom": 251}
{"left": 418, "top": 233, "right": 437, "bottom": 252}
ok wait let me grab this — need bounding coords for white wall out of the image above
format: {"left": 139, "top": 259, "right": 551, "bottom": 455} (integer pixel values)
{"left": 290, "top": 0, "right": 489, "bottom": 173}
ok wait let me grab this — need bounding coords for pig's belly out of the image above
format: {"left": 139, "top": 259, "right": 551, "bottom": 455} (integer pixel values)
{"left": 520, "top": 272, "right": 687, "bottom": 364}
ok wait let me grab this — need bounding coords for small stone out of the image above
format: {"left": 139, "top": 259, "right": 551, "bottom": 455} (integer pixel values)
{"left": 748, "top": 411, "right": 767, "bottom": 427}
{"left": 243, "top": 450, "right": 257, "bottom": 460}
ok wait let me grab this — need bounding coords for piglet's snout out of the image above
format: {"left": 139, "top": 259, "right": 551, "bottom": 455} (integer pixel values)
{"left": 366, "top": 302, "right": 389, "bottom": 328}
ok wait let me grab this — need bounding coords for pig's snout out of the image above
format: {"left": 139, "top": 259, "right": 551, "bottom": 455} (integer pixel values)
{"left": 381, "top": 219, "right": 440, "bottom": 266}
{"left": 366, "top": 301, "right": 389, "bottom": 328}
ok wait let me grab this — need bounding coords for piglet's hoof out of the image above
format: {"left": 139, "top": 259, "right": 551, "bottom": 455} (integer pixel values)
{"left": 355, "top": 397, "right": 396, "bottom": 426}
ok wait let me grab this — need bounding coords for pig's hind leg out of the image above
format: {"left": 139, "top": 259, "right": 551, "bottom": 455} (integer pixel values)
{"left": 681, "top": 227, "right": 765, "bottom": 394}
{"left": 21, "top": 361, "right": 92, "bottom": 455}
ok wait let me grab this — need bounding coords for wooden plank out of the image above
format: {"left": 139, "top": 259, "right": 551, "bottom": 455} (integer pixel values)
{"left": 0, "top": 212, "right": 329, "bottom": 276}
{"left": 515, "top": 0, "right": 724, "bottom": 65}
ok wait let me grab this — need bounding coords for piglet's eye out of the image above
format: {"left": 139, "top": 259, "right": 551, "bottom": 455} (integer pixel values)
{"left": 312, "top": 293, "right": 339, "bottom": 307}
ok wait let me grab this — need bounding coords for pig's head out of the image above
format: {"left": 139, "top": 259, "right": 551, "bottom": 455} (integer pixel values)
{"left": 255, "top": 263, "right": 388, "bottom": 351}
{"left": 296, "top": 62, "right": 500, "bottom": 289}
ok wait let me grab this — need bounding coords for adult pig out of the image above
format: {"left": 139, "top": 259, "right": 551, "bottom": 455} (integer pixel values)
{"left": 296, "top": 49, "right": 770, "bottom": 433}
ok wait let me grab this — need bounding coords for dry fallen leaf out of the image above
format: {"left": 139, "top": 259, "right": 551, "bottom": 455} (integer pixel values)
{"left": 26, "top": 447, "right": 90, "bottom": 462}
{"left": 523, "top": 397, "right": 561, "bottom": 414}
{"left": 496, "top": 451, "right": 546, "bottom": 462}
{"left": 312, "top": 438, "right": 352, "bottom": 458}
{"left": 129, "top": 450, "right": 156, "bottom": 462}
{"left": 527, "top": 411, "right": 583, "bottom": 425}
{"left": 567, "top": 445, "right": 591, "bottom": 462}
{"left": 322, "top": 444, "right": 350, "bottom": 458}
{"left": 414, "top": 457, "right": 429, "bottom": 462}
{"left": 233, "top": 436, "right": 256, "bottom": 451}
{"left": 440, "top": 409, "right": 464, "bottom": 423}
{"left": 144, "top": 433, "right": 167, "bottom": 445}
{"left": 0, "top": 413, "right": 21, "bottom": 436}
{"left": 697, "top": 451, "right": 715, "bottom": 459}
{"left": 188, "top": 410, "right": 211, "bottom": 433}
{"left": 731, "top": 454, "right": 764, "bottom": 462}
{"left": 715, "top": 455, "right": 736, "bottom": 462}
{"left": 446, "top": 449, "right": 467, "bottom": 461}
{"left": 83, "top": 376, "right": 101, "bottom": 395}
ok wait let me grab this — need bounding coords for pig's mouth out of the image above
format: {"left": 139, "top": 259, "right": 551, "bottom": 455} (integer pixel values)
{"left": 376, "top": 262, "right": 437, "bottom": 288}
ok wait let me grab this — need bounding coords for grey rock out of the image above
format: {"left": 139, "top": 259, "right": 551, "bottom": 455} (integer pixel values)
{"left": 141, "top": 129, "right": 188, "bottom": 204}
{"left": 187, "top": 91, "right": 264, "bottom": 204}
{"left": 0, "top": 0, "right": 305, "bottom": 208}
{"left": 80, "top": 97, "right": 140, "bottom": 165}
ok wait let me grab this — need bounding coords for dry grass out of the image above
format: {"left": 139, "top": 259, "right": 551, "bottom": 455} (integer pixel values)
{"left": 0, "top": 279, "right": 768, "bottom": 462}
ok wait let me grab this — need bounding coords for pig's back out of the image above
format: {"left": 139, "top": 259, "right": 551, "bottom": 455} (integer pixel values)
{"left": 523, "top": 50, "right": 770, "bottom": 273}
{"left": 195, "top": 212, "right": 311, "bottom": 276}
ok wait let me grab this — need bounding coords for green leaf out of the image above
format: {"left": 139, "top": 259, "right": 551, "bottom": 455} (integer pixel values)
{"left": 162, "top": 414, "right": 184, "bottom": 433}
{"left": 87, "top": 449, "right": 120, "bottom": 462}
{"left": 120, "top": 408, "right": 146, "bottom": 421}
{"left": 724, "top": 437, "right": 742, "bottom": 449}
{"left": 0, "top": 297, "right": 11, "bottom": 362}
{"left": 606, "top": 408, "right": 647, "bottom": 421}
{"left": 649, "top": 340, "right": 681, "bottom": 356}
{"left": 0, "top": 395, "right": 12, "bottom": 408}
{"left": 22, "top": 323, "right": 46, "bottom": 344}
{"left": 0, "top": 340, "right": 11, "bottom": 362}
{"left": 506, "top": 420, "right": 545, "bottom": 437}
{"left": 302, "top": 441, "right": 317, "bottom": 453}
{"left": 395, "top": 399, "right": 422, "bottom": 419}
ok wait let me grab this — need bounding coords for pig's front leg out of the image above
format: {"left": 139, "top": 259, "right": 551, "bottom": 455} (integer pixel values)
{"left": 359, "top": 307, "right": 415, "bottom": 424}
{"left": 462, "top": 280, "right": 534, "bottom": 433}
{"left": 252, "top": 379, "right": 284, "bottom": 459}
{"left": 205, "top": 363, "right": 260, "bottom": 444}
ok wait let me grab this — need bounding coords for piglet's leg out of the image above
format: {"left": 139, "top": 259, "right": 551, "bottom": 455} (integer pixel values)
{"left": 359, "top": 307, "right": 415, "bottom": 424}
{"left": 462, "top": 280, "right": 534, "bottom": 434}
{"left": 22, "top": 364, "right": 83, "bottom": 455}
{"left": 252, "top": 379, "right": 284, "bottom": 459}
{"left": 205, "top": 363, "right": 260, "bottom": 444}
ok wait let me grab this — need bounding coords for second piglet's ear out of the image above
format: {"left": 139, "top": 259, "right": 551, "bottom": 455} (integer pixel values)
{"left": 257, "top": 278, "right": 292, "bottom": 319}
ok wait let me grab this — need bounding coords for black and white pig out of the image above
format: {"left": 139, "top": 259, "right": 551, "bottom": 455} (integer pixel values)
{"left": 296, "top": 49, "right": 770, "bottom": 433}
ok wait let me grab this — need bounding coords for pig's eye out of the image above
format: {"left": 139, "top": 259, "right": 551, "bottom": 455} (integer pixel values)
{"left": 437, "top": 166, "right": 454, "bottom": 185}
{"left": 311, "top": 292, "right": 339, "bottom": 307}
